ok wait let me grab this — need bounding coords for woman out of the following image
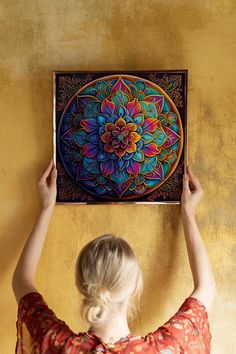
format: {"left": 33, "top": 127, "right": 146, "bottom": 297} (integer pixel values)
{"left": 12, "top": 159, "right": 216, "bottom": 353}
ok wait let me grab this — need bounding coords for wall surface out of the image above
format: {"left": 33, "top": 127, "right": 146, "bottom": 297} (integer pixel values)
{"left": 0, "top": 1, "right": 235, "bottom": 353}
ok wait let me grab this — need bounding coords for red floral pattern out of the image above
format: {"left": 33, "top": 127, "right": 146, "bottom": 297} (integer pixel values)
{"left": 16, "top": 292, "right": 211, "bottom": 353}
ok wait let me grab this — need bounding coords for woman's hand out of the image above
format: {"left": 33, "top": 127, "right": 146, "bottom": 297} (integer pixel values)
{"left": 181, "top": 165, "right": 204, "bottom": 217}
{"left": 38, "top": 158, "right": 57, "bottom": 211}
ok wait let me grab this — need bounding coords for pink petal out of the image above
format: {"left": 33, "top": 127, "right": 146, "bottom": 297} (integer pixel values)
{"left": 143, "top": 118, "right": 158, "bottom": 132}
{"left": 143, "top": 143, "right": 160, "bottom": 157}
{"left": 110, "top": 77, "right": 132, "bottom": 95}
{"left": 127, "top": 161, "right": 140, "bottom": 176}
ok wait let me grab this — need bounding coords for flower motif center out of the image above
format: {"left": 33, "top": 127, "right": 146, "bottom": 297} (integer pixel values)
{"left": 101, "top": 118, "right": 141, "bottom": 158}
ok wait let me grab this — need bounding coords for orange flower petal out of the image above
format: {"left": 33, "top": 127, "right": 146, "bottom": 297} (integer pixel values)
{"left": 104, "top": 143, "right": 114, "bottom": 153}
{"left": 126, "top": 142, "right": 137, "bottom": 153}
{"left": 115, "top": 148, "right": 126, "bottom": 158}
{"left": 115, "top": 117, "right": 126, "bottom": 128}
{"left": 105, "top": 123, "right": 115, "bottom": 132}
{"left": 129, "top": 132, "right": 141, "bottom": 143}
{"left": 101, "top": 132, "right": 112, "bottom": 143}
{"left": 126, "top": 123, "right": 137, "bottom": 131}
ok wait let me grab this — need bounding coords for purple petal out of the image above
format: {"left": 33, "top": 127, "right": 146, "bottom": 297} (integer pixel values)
{"left": 81, "top": 143, "right": 98, "bottom": 158}
{"left": 81, "top": 118, "right": 98, "bottom": 132}
{"left": 145, "top": 95, "right": 164, "bottom": 113}
{"left": 162, "top": 126, "right": 180, "bottom": 148}
{"left": 110, "top": 77, "right": 132, "bottom": 96}
{"left": 61, "top": 128, "right": 78, "bottom": 148}
{"left": 100, "top": 160, "right": 115, "bottom": 176}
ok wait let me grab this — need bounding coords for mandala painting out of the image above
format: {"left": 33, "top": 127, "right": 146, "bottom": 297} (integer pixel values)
{"left": 54, "top": 70, "right": 187, "bottom": 203}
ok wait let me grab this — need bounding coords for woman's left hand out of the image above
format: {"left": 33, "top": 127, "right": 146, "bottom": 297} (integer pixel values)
{"left": 38, "top": 158, "right": 57, "bottom": 211}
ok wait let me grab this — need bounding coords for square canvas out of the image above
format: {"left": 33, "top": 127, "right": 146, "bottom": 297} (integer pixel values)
{"left": 53, "top": 70, "right": 187, "bottom": 204}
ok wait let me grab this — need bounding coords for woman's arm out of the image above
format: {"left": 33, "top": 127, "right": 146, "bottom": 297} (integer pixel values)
{"left": 12, "top": 159, "right": 57, "bottom": 303}
{"left": 181, "top": 166, "right": 216, "bottom": 312}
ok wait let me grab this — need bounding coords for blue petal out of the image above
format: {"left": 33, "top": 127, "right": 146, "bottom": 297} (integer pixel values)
{"left": 74, "top": 130, "right": 87, "bottom": 146}
{"left": 78, "top": 170, "right": 94, "bottom": 181}
{"left": 129, "top": 180, "right": 136, "bottom": 190}
{"left": 70, "top": 100, "right": 78, "bottom": 114}
{"left": 83, "top": 157, "right": 100, "bottom": 174}
{"left": 133, "top": 151, "right": 144, "bottom": 162}
{"left": 99, "top": 125, "right": 105, "bottom": 135}
{"left": 108, "top": 152, "right": 118, "bottom": 160}
{"left": 117, "top": 105, "right": 125, "bottom": 116}
{"left": 122, "top": 152, "right": 134, "bottom": 160}
{"left": 96, "top": 175, "right": 107, "bottom": 185}
{"left": 145, "top": 179, "right": 161, "bottom": 187}
{"left": 97, "top": 151, "right": 109, "bottom": 161}
{"left": 153, "top": 130, "right": 166, "bottom": 146}
{"left": 87, "top": 133, "right": 99, "bottom": 144}
{"left": 136, "top": 139, "right": 143, "bottom": 150}
{"left": 108, "top": 115, "right": 118, "bottom": 123}
{"left": 99, "top": 140, "right": 104, "bottom": 149}
{"left": 95, "top": 80, "right": 107, "bottom": 91}
{"left": 140, "top": 157, "right": 157, "bottom": 173}
{"left": 172, "top": 123, "right": 179, "bottom": 133}
{"left": 136, "top": 125, "right": 143, "bottom": 135}
{"left": 73, "top": 151, "right": 83, "bottom": 161}
{"left": 64, "top": 112, "right": 74, "bottom": 124}
{"left": 123, "top": 115, "right": 134, "bottom": 123}
{"left": 133, "top": 115, "right": 143, "bottom": 124}
{"left": 95, "top": 185, "right": 107, "bottom": 195}
{"left": 134, "top": 80, "right": 146, "bottom": 91}
{"left": 162, "top": 99, "right": 170, "bottom": 113}
{"left": 172, "top": 141, "right": 179, "bottom": 151}
{"left": 115, "top": 159, "right": 127, "bottom": 170}
{"left": 97, "top": 115, "right": 107, "bottom": 125}
{"left": 111, "top": 168, "right": 129, "bottom": 184}
{"left": 141, "top": 132, "right": 153, "bottom": 143}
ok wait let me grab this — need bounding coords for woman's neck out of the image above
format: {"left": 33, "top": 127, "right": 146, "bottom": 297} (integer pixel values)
{"left": 88, "top": 313, "right": 132, "bottom": 343}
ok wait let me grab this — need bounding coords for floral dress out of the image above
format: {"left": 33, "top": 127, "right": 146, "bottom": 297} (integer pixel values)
{"left": 15, "top": 292, "right": 211, "bottom": 353}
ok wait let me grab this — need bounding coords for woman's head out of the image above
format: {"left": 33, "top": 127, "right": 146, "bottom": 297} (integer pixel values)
{"left": 75, "top": 234, "right": 143, "bottom": 327}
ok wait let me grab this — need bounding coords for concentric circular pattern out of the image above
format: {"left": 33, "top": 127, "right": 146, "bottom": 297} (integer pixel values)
{"left": 57, "top": 75, "right": 184, "bottom": 199}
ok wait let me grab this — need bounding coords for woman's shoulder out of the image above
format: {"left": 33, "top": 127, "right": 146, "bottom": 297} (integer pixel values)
{"left": 144, "top": 297, "right": 211, "bottom": 353}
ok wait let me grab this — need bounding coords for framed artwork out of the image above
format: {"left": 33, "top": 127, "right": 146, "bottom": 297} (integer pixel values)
{"left": 53, "top": 70, "right": 187, "bottom": 204}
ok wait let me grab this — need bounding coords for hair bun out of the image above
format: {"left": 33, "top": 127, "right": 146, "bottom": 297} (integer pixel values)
{"left": 84, "top": 287, "right": 112, "bottom": 324}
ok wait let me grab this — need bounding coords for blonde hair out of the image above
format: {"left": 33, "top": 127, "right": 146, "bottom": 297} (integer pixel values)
{"left": 75, "top": 234, "right": 143, "bottom": 326}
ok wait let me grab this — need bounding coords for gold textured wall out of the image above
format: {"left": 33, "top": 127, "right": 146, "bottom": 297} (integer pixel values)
{"left": 0, "top": 1, "right": 235, "bottom": 353}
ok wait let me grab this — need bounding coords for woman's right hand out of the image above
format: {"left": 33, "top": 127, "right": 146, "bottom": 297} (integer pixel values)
{"left": 38, "top": 158, "right": 57, "bottom": 212}
{"left": 181, "top": 166, "right": 204, "bottom": 217}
